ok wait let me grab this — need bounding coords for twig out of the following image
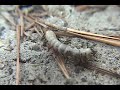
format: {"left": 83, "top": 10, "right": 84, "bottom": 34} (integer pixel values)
{"left": 75, "top": 5, "right": 89, "bottom": 11}
{"left": 53, "top": 50, "right": 70, "bottom": 79}
{"left": 16, "top": 6, "right": 25, "bottom": 37}
{"left": 15, "top": 5, "right": 20, "bottom": 16}
{"left": 56, "top": 58, "right": 70, "bottom": 79}
{"left": 27, "top": 15, "right": 67, "bottom": 30}
{"left": 57, "top": 55, "right": 70, "bottom": 79}
{"left": 35, "top": 19, "right": 48, "bottom": 28}
{"left": 20, "top": 12, "right": 24, "bottom": 37}
{"left": 1, "top": 12, "right": 16, "bottom": 26}
{"left": 109, "top": 36, "right": 120, "bottom": 39}
{"left": 36, "top": 25, "right": 44, "bottom": 35}
{"left": 27, "top": 15, "right": 120, "bottom": 47}
{"left": 37, "top": 16, "right": 120, "bottom": 41}
{"left": 84, "top": 64, "right": 120, "bottom": 78}
{"left": 34, "top": 26, "right": 42, "bottom": 37}
{"left": 27, "top": 15, "right": 120, "bottom": 40}
{"left": 23, "top": 15, "right": 47, "bottom": 28}
{"left": 25, "top": 22, "right": 35, "bottom": 30}
{"left": 23, "top": 14, "right": 34, "bottom": 22}
{"left": 24, "top": 27, "right": 35, "bottom": 37}
{"left": 68, "top": 31, "right": 120, "bottom": 47}
{"left": 67, "top": 28, "right": 120, "bottom": 41}
{"left": 16, "top": 25, "right": 21, "bottom": 85}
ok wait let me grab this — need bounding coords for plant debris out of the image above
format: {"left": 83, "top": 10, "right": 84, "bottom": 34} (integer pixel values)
{"left": 0, "top": 5, "right": 120, "bottom": 85}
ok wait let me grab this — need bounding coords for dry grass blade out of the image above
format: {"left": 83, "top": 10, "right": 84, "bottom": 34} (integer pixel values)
{"left": 27, "top": 15, "right": 120, "bottom": 40}
{"left": 35, "top": 19, "right": 48, "bottom": 28}
{"left": 16, "top": 6, "right": 25, "bottom": 37}
{"left": 53, "top": 50, "right": 70, "bottom": 79}
{"left": 16, "top": 25, "right": 21, "bottom": 85}
{"left": 36, "top": 25, "right": 44, "bottom": 35}
{"left": 23, "top": 15, "right": 48, "bottom": 28}
{"left": 23, "top": 15, "right": 34, "bottom": 22}
{"left": 109, "top": 36, "right": 120, "bottom": 39}
{"left": 23, "top": 31, "right": 30, "bottom": 37}
{"left": 23, "top": 27, "right": 35, "bottom": 37}
{"left": 15, "top": 5, "right": 20, "bottom": 16}
{"left": 34, "top": 26, "right": 42, "bottom": 37}
{"left": 20, "top": 12, "right": 24, "bottom": 37}
{"left": 30, "top": 15, "right": 120, "bottom": 46}
{"left": 27, "top": 15, "right": 65, "bottom": 30}
{"left": 68, "top": 31, "right": 120, "bottom": 47}
{"left": 67, "top": 28, "right": 120, "bottom": 41}
{"left": 25, "top": 22, "right": 35, "bottom": 30}
{"left": 1, "top": 12, "right": 16, "bottom": 26}
{"left": 56, "top": 56, "right": 70, "bottom": 79}
{"left": 85, "top": 64, "right": 120, "bottom": 78}
{"left": 30, "top": 15, "right": 120, "bottom": 47}
{"left": 75, "top": 5, "right": 89, "bottom": 11}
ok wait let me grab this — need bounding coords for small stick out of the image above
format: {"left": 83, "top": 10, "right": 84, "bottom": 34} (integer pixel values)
{"left": 67, "top": 28, "right": 120, "bottom": 41}
{"left": 28, "top": 15, "right": 120, "bottom": 40}
{"left": 20, "top": 13, "right": 25, "bottom": 37}
{"left": 53, "top": 50, "right": 70, "bottom": 79}
{"left": 58, "top": 56, "right": 70, "bottom": 79}
{"left": 34, "top": 26, "right": 42, "bottom": 37}
{"left": 23, "top": 14, "right": 34, "bottom": 22}
{"left": 29, "top": 27, "right": 36, "bottom": 31}
{"left": 16, "top": 6, "right": 25, "bottom": 37}
{"left": 23, "top": 31, "right": 30, "bottom": 37}
{"left": 23, "top": 15, "right": 47, "bottom": 28}
{"left": 68, "top": 31, "right": 120, "bottom": 47}
{"left": 56, "top": 58, "right": 70, "bottom": 79}
{"left": 36, "top": 25, "right": 44, "bottom": 35}
{"left": 1, "top": 12, "right": 16, "bottom": 26}
{"left": 28, "top": 15, "right": 66, "bottom": 30}
{"left": 84, "top": 64, "right": 120, "bottom": 78}
{"left": 27, "top": 15, "right": 120, "bottom": 47}
{"left": 109, "top": 36, "right": 120, "bottom": 39}
{"left": 16, "top": 25, "right": 21, "bottom": 85}
{"left": 20, "top": 13, "right": 24, "bottom": 37}
{"left": 75, "top": 5, "right": 89, "bottom": 11}
{"left": 24, "top": 27, "right": 35, "bottom": 37}
{"left": 57, "top": 54, "right": 69, "bottom": 78}
{"left": 15, "top": 5, "right": 20, "bottom": 16}
{"left": 35, "top": 19, "right": 48, "bottom": 28}
{"left": 25, "top": 22, "right": 35, "bottom": 30}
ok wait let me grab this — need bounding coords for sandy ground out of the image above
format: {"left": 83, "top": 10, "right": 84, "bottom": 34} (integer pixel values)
{"left": 0, "top": 5, "right": 120, "bottom": 85}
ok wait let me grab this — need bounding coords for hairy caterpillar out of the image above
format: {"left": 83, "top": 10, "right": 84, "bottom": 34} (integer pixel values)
{"left": 45, "top": 30, "right": 92, "bottom": 57}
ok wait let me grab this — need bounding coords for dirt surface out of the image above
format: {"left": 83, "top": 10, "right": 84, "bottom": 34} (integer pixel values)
{"left": 0, "top": 5, "right": 120, "bottom": 85}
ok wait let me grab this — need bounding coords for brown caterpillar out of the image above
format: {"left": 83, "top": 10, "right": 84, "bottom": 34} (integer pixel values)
{"left": 45, "top": 30, "right": 92, "bottom": 57}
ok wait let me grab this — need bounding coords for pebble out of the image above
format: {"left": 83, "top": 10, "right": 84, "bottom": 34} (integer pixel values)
{"left": 0, "top": 63, "right": 4, "bottom": 69}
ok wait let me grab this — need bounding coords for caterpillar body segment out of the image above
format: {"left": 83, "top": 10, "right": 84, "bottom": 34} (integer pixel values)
{"left": 45, "top": 30, "right": 92, "bottom": 57}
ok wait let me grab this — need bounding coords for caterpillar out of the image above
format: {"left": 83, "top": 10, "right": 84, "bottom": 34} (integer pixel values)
{"left": 45, "top": 30, "right": 92, "bottom": 57}
{"left": 45, "top": 30, "right": 120, "bottom": 78}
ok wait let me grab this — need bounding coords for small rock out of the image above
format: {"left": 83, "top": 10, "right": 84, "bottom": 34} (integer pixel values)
{"left": 81, "top": 77, "right": 87, "bottom": 82}
{"left": 0, "top": 63, "right": 4, "bottom": 69}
